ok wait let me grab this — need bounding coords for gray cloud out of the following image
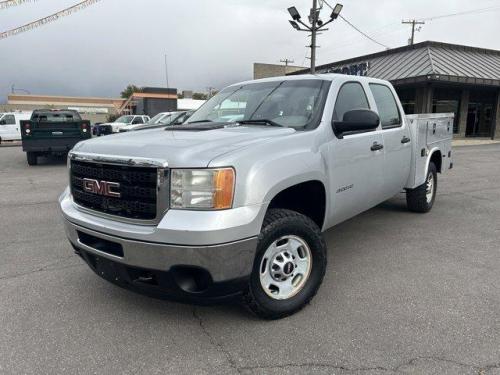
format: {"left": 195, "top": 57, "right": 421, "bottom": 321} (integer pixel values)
{"left": 1, "top": 0, "right": 499, "bottom": 101}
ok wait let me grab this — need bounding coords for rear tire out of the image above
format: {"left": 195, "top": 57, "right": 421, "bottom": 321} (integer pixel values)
{"left": 26, "top": 152, "right": 38, "bottom": 166}
{"left": 406, "top": 162, "right": 437, "bottom": 213}
{"left": 243, "top": 209, "right": 327, "bottom": 320}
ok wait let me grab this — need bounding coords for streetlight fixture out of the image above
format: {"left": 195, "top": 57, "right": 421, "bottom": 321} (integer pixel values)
{"left": 289, "top": 20, "right": 300, "bottom": 30}
{"left": 287, "top": 6, "right": 301, "bottom": 20}
{"left": 287, "top": 1, "right": 343, "bottom": 74}
{"left": 330, "top": 3, "right": 343, "bottom": 19}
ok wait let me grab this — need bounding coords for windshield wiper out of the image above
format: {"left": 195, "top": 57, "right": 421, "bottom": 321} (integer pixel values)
{"left": 238, "top": 119, "right": 283, "bottom": 127}
{"left": 187, "top": 119, "right": 212, "bottom": 124}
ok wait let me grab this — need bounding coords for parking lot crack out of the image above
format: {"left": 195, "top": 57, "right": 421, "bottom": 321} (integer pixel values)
{"left": 0, "top": 257, "right": 83, "bottom": 282}
{"left": 192, "top": 307, "right": 242, "bottom": 374}
{"left": 239, "top": 362, "right": 392, "bottom": 373}
{"left": 239, "top": 356, "right": 498, "bottom": 374}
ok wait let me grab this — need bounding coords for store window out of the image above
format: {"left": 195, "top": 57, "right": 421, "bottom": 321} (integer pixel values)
{"left": 432, "top": 88, "right": 461, "bottom": 133}
{"left": 396, "top": 88, "right": 416, "bottom": 115}
{"left": 466, "top": 89, "right": 497, "bottom": 138}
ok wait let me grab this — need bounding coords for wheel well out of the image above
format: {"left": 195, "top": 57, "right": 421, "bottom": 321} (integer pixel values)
{"left": 268, "top": 181, "right": 326, "bottom": 229}
{"left": 430, "top": 150, "right": 442, "bottom": 173}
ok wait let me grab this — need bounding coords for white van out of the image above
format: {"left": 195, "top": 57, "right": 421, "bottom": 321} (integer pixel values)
{"left": 0, "top": 112, "right": 32, "bottom": 143}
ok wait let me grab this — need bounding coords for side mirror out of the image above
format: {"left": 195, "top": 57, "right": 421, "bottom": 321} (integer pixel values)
{"left": 333, "top": 109, "right": 380, "bottom": 138}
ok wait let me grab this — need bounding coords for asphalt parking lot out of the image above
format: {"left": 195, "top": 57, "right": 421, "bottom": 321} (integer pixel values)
{"left": 1, "top": 144, "right": 499, "bottom": 375}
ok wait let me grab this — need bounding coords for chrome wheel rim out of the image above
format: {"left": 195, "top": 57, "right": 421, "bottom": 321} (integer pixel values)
{"left": 426, "top": 172, "right": 434, "bottom": 204}
{"left": 259, "top": 235, "right": 312, "bottom": 300}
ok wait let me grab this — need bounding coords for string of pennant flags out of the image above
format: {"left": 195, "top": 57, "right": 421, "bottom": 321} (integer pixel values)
{"left": 0, "top": 0, "right": 101, "bottom": 40}
{"left": 0, "top": 0, "right": 38, "bottom": 10}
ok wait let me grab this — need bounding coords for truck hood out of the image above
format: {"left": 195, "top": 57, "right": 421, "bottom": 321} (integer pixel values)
{"left": 72, "top": 123, "right": 296, "bottom": 167}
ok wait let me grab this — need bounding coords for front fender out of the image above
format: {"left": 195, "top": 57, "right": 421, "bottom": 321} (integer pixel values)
{"left": 239, "top": 149, "right": 328, "bottom": 206}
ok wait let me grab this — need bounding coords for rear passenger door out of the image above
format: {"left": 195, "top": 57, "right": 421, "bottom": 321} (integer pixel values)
{"left": 328, "top": 81, "right": 386, "bottom": 225}
{"left": 369, "top": 83, "right": 411, "bottom": 198}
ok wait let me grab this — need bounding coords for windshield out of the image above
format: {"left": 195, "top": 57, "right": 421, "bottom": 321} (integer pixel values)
{"left": 158, "top": 112, "right": 183, "bottom": 125}
{"left": 187, "top": 79, "right": 329, "bottom": 129}
{"left": 148, "top": 113, "right": 168, "bottom": 124}
{"left": 115, "top": 115, "right": 133, "bottom": 124}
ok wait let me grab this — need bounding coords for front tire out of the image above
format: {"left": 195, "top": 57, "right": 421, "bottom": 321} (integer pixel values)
{"left": 406, "top": 162, "right": 437, "bottom": 213}
{"left": 243, "top": 209, "right": 327, "bottom": 320}
{"left": 26, "top": 152, "right": 38, "bottom": 166}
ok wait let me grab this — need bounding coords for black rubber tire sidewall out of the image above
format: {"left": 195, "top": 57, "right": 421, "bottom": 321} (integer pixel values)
{"left": 406, "top": 162, "right": 437, "bottom": 213}
{"left": 26, "top": 152, "right": 38, "bottom": 166}
{"left": 246, "top": 209, "right": 327, "bottom": 319}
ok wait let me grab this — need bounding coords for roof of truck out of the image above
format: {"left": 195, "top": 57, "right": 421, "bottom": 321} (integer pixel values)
{"left": 232, "top": 73, "right": 389, "bottom": 87}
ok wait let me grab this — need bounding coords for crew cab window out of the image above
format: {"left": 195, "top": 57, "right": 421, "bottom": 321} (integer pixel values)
{"left": 333, "top": 82, "right": 370, "bottom": 121}
{"left": 132, "top": 117, "right": 144, "bottom": 124}
{"left": 370, "top": 84, "right": 401, "bottom": 128}
{"left": 2, "top": 115, "right": 15, "bottom": 124}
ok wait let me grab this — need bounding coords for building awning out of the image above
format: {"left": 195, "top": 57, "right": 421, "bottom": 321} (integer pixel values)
{"left": 290, "top": 41, "right": 500, "bottom": 87}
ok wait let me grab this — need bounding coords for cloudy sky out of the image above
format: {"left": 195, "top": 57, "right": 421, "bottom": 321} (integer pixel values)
{"left": 1, "top": 0, "right": 499, "bottom": 101}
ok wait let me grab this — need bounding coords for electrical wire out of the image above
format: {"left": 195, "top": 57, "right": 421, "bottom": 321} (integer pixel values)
{"left": 0, "top": 0, "right": 102, "bottom": 40}
{"left": 322, "top": 0, "right": 390, "bottom": 49}
{"left": 338, "top": 15, "right": 391, "bottom": 50}
{"left": 422, "top": 5, "right": 500, "bottom": 21}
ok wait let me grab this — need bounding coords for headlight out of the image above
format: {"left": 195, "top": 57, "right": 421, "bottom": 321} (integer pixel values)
{"left": 170, "top": 168, "right": 235, "bottom": 210}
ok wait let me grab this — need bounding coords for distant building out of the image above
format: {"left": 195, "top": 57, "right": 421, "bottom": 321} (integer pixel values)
{"left": 120, "top": 87, "right": 178, "bottom": 117}
{"left": 1, "top": 94, "right": 124, "bottom": 123}
{"left": 1, "top": 87, "right": 201, "bottom": 123}
{"left": 253, "top": 62, "right": 307, "bottom": 80}
{"left": 289, "top": 41, "right": 500, "bottom": 139}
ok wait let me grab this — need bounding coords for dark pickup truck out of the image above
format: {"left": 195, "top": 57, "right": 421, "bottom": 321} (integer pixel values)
{"left": 21, "top": 109, "right": 91, "bottom": 165}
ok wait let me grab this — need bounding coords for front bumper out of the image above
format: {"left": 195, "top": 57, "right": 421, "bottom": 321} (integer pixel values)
{"left": 60, "top": 188, "right": 264, "bottom": 302}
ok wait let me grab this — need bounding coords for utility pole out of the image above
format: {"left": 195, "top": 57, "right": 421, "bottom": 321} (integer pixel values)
{"left": 310, "top": 0, "right": 318, "bottom": 74}
{"left": 280, "top": 58, "right": 295, "bottom": 67}
{"left": 287, "top": 2, "right": 343, "bottom": 74}
{"left": 280, "top": 58, "right": 295, "bottom": 75}
{"left": 402, "top": 19, "right": 425, "bottom": 45}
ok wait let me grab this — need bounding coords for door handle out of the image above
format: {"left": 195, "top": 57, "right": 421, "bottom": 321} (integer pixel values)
{"left": 401, "top": 136, "right": 411, "bottom": 144}
{"left": 370, "top": 142, "right": 384, "bottom": 151}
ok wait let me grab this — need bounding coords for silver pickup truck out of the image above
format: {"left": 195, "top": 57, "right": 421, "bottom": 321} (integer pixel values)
{"left": 60, "top": 74, "right": 453, "bottom": 319}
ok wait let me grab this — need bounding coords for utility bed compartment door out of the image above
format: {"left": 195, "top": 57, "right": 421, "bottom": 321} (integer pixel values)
{"left": 405, "top": 113, "right": 454, "bottom": 189}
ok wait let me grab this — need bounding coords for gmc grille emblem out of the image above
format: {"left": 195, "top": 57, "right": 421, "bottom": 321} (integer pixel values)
{"left": 82, "top": 178, "right": 121, "bottom": 198}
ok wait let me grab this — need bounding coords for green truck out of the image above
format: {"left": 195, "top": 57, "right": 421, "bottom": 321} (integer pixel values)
{"left": 20, "top": 109, "right": 91, "bottom": 165}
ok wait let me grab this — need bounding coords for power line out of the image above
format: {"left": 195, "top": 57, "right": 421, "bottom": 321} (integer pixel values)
{"left": 322, "top": 0, "right": 390, "bottom": 49}
{"left": 422, "top": 5, "right": 500, "bottom": 21}
{"left": 0, "top": 0, "right": 102, "bottom": 40}
{"left": 338, "top": 15, "right": 391, "bottom": 49}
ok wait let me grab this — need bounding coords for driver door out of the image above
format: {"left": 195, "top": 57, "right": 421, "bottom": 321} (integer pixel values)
{"left": 327, "top": 81, "right": 386, "bottom": 226}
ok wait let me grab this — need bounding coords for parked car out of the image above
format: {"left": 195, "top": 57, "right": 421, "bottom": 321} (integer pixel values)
{"left": 122, "top": 110, "right": 194, "bottom": 132}
{"left": 21, "top": 109, "right": 90, "bottom": 165}
{"left": 60, "top": 74, "right": 453, "bottom": 319}
{"left": 97, "top": 115, "right": 150, "bottom": 134}
{"left": 91, "top": 122, "right": 103, "bottom": 136}
{"left": 0, "top": 111, "right": 32, "bottom": 143}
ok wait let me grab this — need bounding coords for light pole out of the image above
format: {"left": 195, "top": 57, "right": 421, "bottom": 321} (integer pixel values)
{"left": 288, "top": 2, "right": 343, "bottom": 74}
{"left": 164, "top": 54, "right": 170, "bottom": 89}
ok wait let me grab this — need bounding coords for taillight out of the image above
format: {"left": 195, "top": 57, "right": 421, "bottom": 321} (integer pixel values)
{"left": 24, "top": 123, "right": 31, "bottom": 135}
{"left": 81, "top": 123, "right": 88, "bottom": 133}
